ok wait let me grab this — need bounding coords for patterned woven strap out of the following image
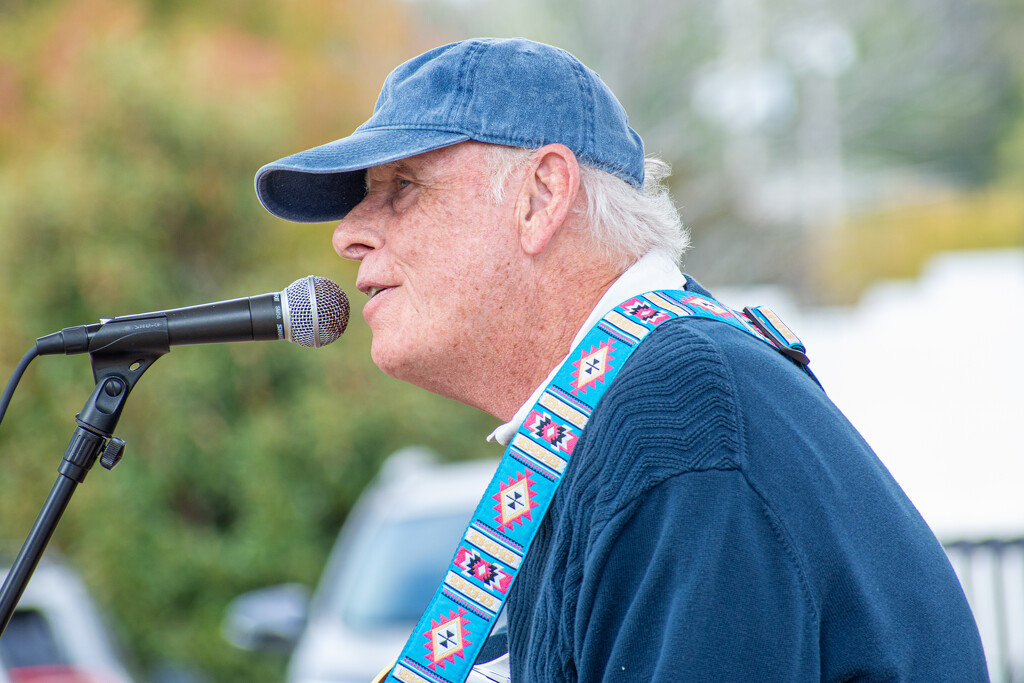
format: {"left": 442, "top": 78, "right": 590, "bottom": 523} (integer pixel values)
{"left": 382, "top": 290, "right": 806, "bottom": 683}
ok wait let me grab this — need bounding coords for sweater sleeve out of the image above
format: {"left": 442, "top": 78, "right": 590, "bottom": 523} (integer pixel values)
{"left": 574, "top": 467, "right": 818, "bottom": 683}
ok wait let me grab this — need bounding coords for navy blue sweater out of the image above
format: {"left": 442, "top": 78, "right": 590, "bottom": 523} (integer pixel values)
{"left": 506, "top": 307, "right": 987, "bottom": 681}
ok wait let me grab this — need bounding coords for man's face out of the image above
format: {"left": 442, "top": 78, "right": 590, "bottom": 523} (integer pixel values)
{"left": 332, "top": 142, "right": 524, "bottom": 404}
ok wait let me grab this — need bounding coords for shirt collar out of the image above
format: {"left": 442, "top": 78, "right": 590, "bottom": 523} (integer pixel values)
{"left": 487, "top": 252, "right": 687, "bottom": 446}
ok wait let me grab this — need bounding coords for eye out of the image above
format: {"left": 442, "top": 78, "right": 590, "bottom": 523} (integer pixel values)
{"left": 389, "top": 177, "right": 416, "bottom": 212}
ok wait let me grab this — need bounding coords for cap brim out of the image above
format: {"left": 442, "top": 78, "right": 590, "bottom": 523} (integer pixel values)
{"left": 255, "top": 127, "right": 471, "bottom": 223}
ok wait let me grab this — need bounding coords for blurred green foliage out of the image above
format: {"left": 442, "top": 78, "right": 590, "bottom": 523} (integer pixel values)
{"left": 0, "top": 1, "right": 497, "bottom": 680}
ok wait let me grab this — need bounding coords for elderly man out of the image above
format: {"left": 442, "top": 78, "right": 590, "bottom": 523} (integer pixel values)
{"left": 255, "top": 39, "right": 987, "bottom": 683}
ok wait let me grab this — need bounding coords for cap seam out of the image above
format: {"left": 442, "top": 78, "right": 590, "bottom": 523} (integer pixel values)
{"left": 453, "top": 39, "right": 487, "bottom": 129}
{"left": 567, "top": 53, "right": 595, "bottom": 158}
{"left": 356, "top": 122, "right": 546, "bottom": 148}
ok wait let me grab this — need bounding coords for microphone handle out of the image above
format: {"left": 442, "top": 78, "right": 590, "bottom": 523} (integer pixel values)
{"left": 36, "top": 292, "right": 287, "bottom": 356}
{"left": 162, "top": 292, "right": 285, "bottom": 346}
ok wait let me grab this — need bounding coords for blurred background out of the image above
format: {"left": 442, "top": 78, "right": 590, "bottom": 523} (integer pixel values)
{"left": 0, "top": 0, "right": 1021, "bottom": 681}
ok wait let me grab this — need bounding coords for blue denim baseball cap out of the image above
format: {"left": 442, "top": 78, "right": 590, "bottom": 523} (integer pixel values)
{"left": 255, "top": 37, "right": 645, "bottom": 223}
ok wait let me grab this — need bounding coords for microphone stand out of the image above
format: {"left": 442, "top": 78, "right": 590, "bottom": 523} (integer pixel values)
{"left": 0, "top": 318, "right": 171, "bottom": 635}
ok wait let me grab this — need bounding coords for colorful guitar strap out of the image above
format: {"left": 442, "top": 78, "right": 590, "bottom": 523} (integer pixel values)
{"left": 382, "top": 289, "right": 816, "bottom": 683}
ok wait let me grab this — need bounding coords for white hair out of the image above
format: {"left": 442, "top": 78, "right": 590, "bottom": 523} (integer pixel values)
{"left": 485, "top": 145, "right": 689, "bottom": 270}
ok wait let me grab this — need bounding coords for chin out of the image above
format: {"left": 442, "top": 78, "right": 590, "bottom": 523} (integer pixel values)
{"left": 371, "top": 346, "right": 462, "bottom": 402}
{"left": 369, "top": 344, "right": 402, "bottom": 380}
{"left": 370, "top": 342, "right": 421, "bottom": 384}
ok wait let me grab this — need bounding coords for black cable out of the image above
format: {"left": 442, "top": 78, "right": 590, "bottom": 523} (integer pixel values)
{"left": 0, "top": 345, "right": 40, "bottom": 428}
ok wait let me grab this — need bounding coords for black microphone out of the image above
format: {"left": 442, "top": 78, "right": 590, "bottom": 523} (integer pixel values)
{"left": 36, "top": 275, "right": 350, "bottom": 356}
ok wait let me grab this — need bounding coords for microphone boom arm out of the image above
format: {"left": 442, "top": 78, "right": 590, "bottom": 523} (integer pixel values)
{"left": 0, "top": 331, "right": 169, "bottom": 636}
{"left": 0, "top": 273, "right": 348, "bottom": 636}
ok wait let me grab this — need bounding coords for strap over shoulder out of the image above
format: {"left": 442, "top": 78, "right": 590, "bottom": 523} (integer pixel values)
{"left": 381, "top": 289, "right": 819, "bottom": 683}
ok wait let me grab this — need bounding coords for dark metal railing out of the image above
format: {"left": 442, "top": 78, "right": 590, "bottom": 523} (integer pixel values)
{"left": 945, "top": 538, "right": 1024, "bottom": 683}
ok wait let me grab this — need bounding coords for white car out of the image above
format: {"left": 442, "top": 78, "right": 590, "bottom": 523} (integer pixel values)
{"left": 0, "top": 554, "right": 138, "bottom": 683}
{"left": 224, "top": 448, "right": 500, "bottom": 683}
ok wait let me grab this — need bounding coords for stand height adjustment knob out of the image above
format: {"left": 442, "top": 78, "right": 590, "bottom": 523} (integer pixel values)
{"left": 100, "top": 436, "right": 126, "bottom": 470}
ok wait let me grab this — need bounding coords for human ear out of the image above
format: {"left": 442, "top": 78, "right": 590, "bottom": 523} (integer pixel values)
{"left": 517, "top": 143, "right": 581, "bottom": 256}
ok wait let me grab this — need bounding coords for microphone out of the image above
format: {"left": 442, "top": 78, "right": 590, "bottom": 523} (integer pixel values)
{"left": 36, "top": 275, "right": 350, "bottom": 356}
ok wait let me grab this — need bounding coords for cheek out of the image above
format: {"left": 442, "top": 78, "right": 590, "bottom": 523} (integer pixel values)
{"left": 414, "top": 222, "right": 500, "bottom": 289}
{"left": 397, "top": 195, "right": 516, "bottom": 321}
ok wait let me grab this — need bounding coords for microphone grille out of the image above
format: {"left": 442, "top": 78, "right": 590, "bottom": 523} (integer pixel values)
{"left": 283, "top": 276, "right": 350, "bottom": 348}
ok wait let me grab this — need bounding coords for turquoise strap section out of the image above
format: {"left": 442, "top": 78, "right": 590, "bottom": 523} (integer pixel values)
{"left": 383, "top": 290, "right": 795, "bottom": 683}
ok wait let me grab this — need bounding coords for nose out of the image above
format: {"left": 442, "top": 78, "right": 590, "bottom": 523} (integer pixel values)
{"left": 332, "top": 199, "right": 379, "bottom": 262}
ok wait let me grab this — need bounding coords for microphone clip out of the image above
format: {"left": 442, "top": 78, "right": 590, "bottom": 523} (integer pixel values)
{"left": 72, "top": 316, "right": 171, "bottom": 436}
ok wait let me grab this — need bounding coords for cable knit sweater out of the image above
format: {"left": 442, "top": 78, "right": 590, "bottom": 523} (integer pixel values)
{"left": 506, "top": 303, "right": 988, "bottom": 682}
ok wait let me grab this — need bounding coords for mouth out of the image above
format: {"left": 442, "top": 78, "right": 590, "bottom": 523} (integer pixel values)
{"left": 360, "top": 283, "right": 394, "bottom": 301}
